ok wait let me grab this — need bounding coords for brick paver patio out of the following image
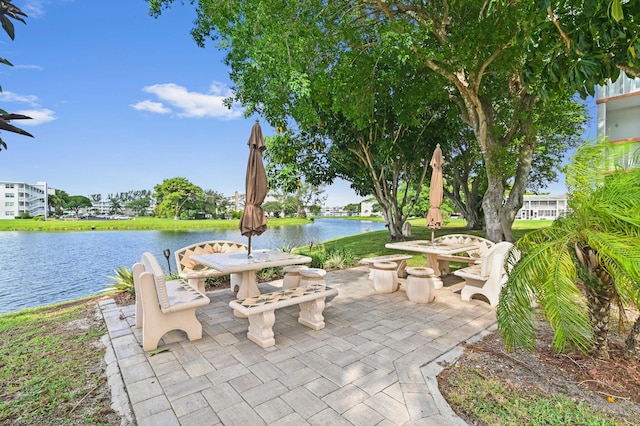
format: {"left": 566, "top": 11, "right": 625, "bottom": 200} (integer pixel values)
{"left": 100, "top": 265, "right": 497, "bottom": 425}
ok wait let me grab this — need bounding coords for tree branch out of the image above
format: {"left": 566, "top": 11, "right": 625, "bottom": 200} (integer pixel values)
{"left": 547, "top": 6, "right": 573, "bottom": 53}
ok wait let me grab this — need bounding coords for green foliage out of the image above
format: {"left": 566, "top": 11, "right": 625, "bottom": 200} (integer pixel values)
{"left": 445, "top": 366, "right": 622, "bottom": 425}
{"left": 529, "top": 0, "right": 640, "bottom": 99}
{"left": 262, "top": 201, "right": 283, "bottom": 218}
{"left": 256, "top": 267, "right": 283, "bottom": 281}
{"left": 103, "top": 266, "right": 135, "bottom": 296}
{"left": 498, "top": 140, "right": 640, "bottom": 357}
{"left": 153, "top": 177, "right": 204, "bottom": 219}
{"left": 64, "top": 195, "right": 93, "bottom": 216}
{"left": 297, "top": 244, "right": 356, "bottom": 270}
{"left": 0, "top": 1, "right": 33, "bottom": 152}
{"left": 148, "top": 0, "right": 588, "bottom": 242}
{"left": 125, "top": 197, "right": 151, "bottom": 216}
{"left": 202, "top": 189, "right": 229, "bottom": 219}
{"left": 0, "top": 301, "right": 107, "bottom": 423}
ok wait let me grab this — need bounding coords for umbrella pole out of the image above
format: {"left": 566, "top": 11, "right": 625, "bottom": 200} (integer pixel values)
{"left": 431, "top": 230, "right": 435, "bottom": 245}
{"left": 248, "top": 235, "right": 253, "bottom": 258}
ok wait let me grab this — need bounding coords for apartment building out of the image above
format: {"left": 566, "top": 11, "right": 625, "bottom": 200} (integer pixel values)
{"left": 0, "top": 181, "right": 52, "bottom": 219}
{"left": 514, "top": 194, "right": 568, "bottom": 220}
{"left": 597, "top": 74, "right": 640, "bottom": 171}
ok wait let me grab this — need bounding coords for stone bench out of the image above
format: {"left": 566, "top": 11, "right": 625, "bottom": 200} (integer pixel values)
{"left": 174, "top": 240, "right": 248, "bottom": 293}
{"left": 453, "top": 242, "right": 516, "bottom": 307}
{"left": 360, "top": 254, "right": 413, "bottom": 278}
{"left": 431, "top": 234, "right": 494, "bottom": 275}
{"left": 229, "top": 283, "right": 338, "bottom": 348}
{"left": 134, "top": 252, "right": 210, "bottom": 351}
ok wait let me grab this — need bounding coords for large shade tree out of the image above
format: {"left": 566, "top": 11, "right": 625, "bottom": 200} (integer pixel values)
{"left": 154, "top": 177, "right": 204, "bottom": 219}
{"left": 148, "top": 0, "right": 587, "bottom": 241}
{"left": 530, "top": 0, "right": 640, "bottom": 99}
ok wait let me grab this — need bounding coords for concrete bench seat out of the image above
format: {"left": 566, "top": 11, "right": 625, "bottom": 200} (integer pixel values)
{"left": 133, "top": 252, "right": 210, "bottom": 351}
{"left": 229, "top": 283, "right": 338, "bottom": 348}
{"left": 453, "top": 242, "right": 516, "bottom": 307}
{"left": 431, "top": 234, "right": 494, "bottom": 275}
{"left": 174, "top": 240, "right": 248, "bottom": 293}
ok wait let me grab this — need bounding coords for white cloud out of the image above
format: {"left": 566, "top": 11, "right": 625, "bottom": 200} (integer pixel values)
{"left": 20, "top": 1, "right": 46, "bottom": 19}
{"left": 14, "top": 64, "right": 44, "bottom": 70}
{"left": 13, "top": 109, "right": 57, "bottom": 126}
{"left": 130, "top": 100, "right": 171, "bottom": 114}
{"left": 134, "top": 82, "right": 243, "bottom": 120}
{"left": 0, "top": 91, "right": 40, "bottom": 106}
{"left": 0, "top": 92, "right": 56, "bottom": 125}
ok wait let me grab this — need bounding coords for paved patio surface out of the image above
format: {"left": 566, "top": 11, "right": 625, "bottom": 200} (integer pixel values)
{"left": 99, "top": 266, "right": 497, "bottom": 425}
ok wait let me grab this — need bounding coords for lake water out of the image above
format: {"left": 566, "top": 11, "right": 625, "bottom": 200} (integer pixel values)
{"left": 0, "top": 218, "right": 386, "bottom": 314}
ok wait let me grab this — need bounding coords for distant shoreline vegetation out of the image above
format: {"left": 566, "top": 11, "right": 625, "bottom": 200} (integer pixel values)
{"left": 0, "top": 217, "right": 312, "bottom": 232}
{"left": 0, "top": 216, "right": 392, "bottom": 232}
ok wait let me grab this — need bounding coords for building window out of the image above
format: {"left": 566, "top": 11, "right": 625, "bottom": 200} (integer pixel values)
{"left": 6, "top": 193, "right": 14, "bottom": 198}
{"left": 5, "top": 184, "right": 14, "bottom": 189}
{"left": 5, "top": 202, "right": 14, "bottom": 207}
{"left": 5, "top": 211, "right": 14, "bottom": 216}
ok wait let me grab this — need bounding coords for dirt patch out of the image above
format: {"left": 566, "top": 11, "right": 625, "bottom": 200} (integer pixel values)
{"left": 438, "top": 319, "right": 640, "bottom": 425}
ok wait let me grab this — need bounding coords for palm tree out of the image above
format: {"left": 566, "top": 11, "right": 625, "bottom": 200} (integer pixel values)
{"left": 497, "top": 140, "right": 640, "bottom": 360}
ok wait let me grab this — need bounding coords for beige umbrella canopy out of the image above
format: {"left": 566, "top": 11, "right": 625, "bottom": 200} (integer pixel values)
{"left": 239, "top": 119, "right": 268, "bottom": 257}
{"left": 426, "top": 143, "right": 445, "bottom": 244}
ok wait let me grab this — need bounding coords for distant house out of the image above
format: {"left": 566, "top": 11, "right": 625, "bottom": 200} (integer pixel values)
{"left": 515, "top": 194, "right": 568, "bottom": 220}
{"left": 0, "top": 181, "right": 54, "bottom": 219}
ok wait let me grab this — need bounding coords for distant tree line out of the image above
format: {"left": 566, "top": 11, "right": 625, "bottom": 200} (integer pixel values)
{"left": 46, "top": 177, "right": 334, "bottom": 219}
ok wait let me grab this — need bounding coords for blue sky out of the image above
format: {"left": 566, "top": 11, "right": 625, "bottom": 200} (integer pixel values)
{"left": 2, "top": 0, "right": 595, "bottom": 206}
{"left": 1, "top": 0, "right": 360, "bottom": 206}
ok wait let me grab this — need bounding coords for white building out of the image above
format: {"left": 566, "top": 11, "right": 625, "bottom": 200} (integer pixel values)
{"left": 515, "top": 194, "right": 568, "bottom": 220}
{"left": 597, "top": 74, "right": 640, "bottom": 171}
{"left": 360, "top": 200, "right": 376, "bottom": 217}
{"left": 319, "top": 205, "right": 352, "bottom": 216}
{"left": 0, "top": 181, "right": 53, "bottom": 219}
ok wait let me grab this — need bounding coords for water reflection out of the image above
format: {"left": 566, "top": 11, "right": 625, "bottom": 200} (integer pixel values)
{"left": 0, "top": 218, "right": 386, "bottom": 314}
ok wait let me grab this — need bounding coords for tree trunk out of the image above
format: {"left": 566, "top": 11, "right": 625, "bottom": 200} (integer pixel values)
{"left": 584, "top": 281, "right": 612, "bottom": 359}
{"left": 624, "top": 315, "right": 640, "bottom": 360}
{"left": 482, "top": 173, "right": 506, "bottom": 242}
{"left": 380, "top": 205, "right": 403, "bottom": 239}
{"left": 578, "top": 246, "right": 616, "bottom": 359}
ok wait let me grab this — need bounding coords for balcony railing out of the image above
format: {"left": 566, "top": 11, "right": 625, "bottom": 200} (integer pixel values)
{"left": 598, "top": 74, "right": 640, "bottom": 99}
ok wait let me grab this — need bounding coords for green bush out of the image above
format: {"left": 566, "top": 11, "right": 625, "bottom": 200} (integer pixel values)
{"left": 299, "top": 244, "right": 356, "bottom": 269}
{"left": 103, "top": 266, "right": 135, "bottom": 296}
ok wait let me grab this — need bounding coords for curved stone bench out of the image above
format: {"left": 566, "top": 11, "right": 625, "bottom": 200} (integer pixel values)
{"left": 174, "top": 240, "right": 248, "bottom": 293}
{"left": 454, "top": 242, "right": 516, "bottom": 307}
{"left": 431, "top": 234, "right": 494, "bottom": 275}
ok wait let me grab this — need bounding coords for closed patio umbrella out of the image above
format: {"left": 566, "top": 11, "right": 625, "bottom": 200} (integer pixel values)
{"left": 239, "top": 119, "right": 268, "bottom": 257}
{"left": 426, "top": 144, "right": 445, "bottom": 244}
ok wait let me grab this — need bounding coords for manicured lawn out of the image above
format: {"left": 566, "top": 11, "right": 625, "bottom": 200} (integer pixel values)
{"left": 302, "top": 219, "right": 552, "bottom": 267}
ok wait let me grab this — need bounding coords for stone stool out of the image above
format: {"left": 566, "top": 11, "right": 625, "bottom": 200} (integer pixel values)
{"left": 299, "top": 268, "right": 327, "bottom": 287}
{"left": 282, "top": 265, "right": 309, "bottom": 289}
{"left": 371, "top": 261, "right": 399, "bottom": 293}
{"left": 405, "top": 267, "right": 436, "bottom": 303}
